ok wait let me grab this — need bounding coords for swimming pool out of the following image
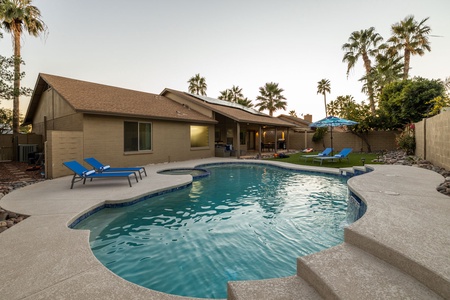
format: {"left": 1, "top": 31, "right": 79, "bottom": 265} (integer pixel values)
{"left": 75, "top": 163, "right": 356, "bottom": 299}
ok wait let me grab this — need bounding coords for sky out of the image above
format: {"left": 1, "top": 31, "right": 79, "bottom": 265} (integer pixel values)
{"left": 1, "top": 0, "right": 449, "bottom": 122}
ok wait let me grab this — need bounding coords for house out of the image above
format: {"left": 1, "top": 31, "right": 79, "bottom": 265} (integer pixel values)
{"left": 24, "top": 74, "right": 293, "bottom": 178}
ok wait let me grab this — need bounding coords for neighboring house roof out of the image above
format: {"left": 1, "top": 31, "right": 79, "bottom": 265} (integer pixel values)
{"left": 161, "top": 89, "right": 294, "bottom": 128}
{"left": 277, "top": 114, "right": 312, "bottom": 131}
{"left": 24, "top": 74, "right": 217, "bottom": 125}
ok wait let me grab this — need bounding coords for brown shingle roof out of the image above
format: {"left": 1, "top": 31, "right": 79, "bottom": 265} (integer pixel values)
{"left": 24, "top": 74, "right": 216, "bottom": 124}
{"left": 162, "top": 89, "right": 294, "bottom": 128}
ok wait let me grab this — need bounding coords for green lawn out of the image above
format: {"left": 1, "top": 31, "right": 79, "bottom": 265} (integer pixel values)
{"left": 266, "top": 151, "right": 383, "bottom": 168}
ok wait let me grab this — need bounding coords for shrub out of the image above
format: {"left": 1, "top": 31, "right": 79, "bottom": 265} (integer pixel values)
{"left": 396, "top": 133, "right": 416, "bottom": 155}
{"left": 312, "top": 127, "right": 327, "bottom": 143}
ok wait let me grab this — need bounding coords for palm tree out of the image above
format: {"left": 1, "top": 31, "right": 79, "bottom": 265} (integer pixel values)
{"left": 388, "top": 15, "right": 431, "bottom": 80}
{"left": 317, "top": 79, "right": 331, "bottom": 117}
{"left": 187, "top": 73, "right": 207, "bottom": 96}
{"left": 218, "top": 85, "right": 244, "bottom": 103}
{"left": 444, "top": 77, "right": 450, "bottom": 92}
{"left": 230, "top": 85, "right": 243, "bottom": 102}
{"left": 289, "top": 110, "right": 297, "bottom": 117}
{"left": 236, "top": 97, "right": 253, "bottom": 108}
{"left": 342, "top": 27, "right": 383, "bottom": 115}
{"left": 360, "top": 51, "right": 403, "bottom": 99}
{"left": 255, "top": 82, "right": 287, "bottom": 116}
{"left": 218, "top": 89, "right": 233, "bottom": 101}
{"left": 1, "top": 0, "right": 47, "bottom": 135}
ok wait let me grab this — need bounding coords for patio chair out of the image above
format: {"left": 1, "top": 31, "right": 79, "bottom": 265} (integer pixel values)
{"left": 301, "top": 147, "right": 333, "bottom": 162}
{"left": 84, "top": 157, "right": 147, "bottom": 180}
{"left": 313, "top": 148, "right": 353, "bottom": 165}
{"left": 63, "top": 160, "right": 138, "bottom": 189}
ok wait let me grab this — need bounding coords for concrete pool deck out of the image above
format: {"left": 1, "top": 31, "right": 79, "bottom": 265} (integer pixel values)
{"left": 0, "top": 158, "right": 448, "bottom": 299}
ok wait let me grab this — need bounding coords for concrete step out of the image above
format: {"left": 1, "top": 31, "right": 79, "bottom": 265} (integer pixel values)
{"left": 227, "top": 275, "right": 322, "bottom": 300}
{"left": 297, "top": 243, "right": 442, "bottom": 300}
{"left": 339, "top": 166, "right": 369, "bottom": 177}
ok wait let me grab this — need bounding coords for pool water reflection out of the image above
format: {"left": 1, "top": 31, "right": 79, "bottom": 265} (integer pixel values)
{"left": 75, "top": 164, "right": 353, "bottom": 299}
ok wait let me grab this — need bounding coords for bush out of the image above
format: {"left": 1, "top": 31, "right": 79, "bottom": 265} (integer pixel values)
{"left": 312, "top": 127, "right": 327, "bottom": 143}
{"left": 396, "top": 134, "right": 416, "bottom": 155}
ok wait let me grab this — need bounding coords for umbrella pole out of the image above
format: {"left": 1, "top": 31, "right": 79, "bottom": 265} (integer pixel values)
{"left": 330, "top": 126, "right": 333, "bottom": 156}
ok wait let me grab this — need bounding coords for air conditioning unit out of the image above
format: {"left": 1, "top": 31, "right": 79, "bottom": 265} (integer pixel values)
{"left": 18, "top": 144, "right": 37, "bottom": 162}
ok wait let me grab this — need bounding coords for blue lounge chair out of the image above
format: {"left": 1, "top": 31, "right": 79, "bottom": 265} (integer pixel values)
{"left": 84, "top": 157, "right": 147, "bottom": 180}
{"left": 301, "top": 148, "right": 333, "bottom": 162}
{"left": 63, "top": 160, "right": 138, "bottom": 189}
{"left": 313, "top": 148, "right": 353, "bottom": 165}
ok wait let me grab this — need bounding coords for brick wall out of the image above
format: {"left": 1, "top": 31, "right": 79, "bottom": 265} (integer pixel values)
{"left": 46, "top": 131, "right": 84, "bottom": 178}
{"left": 415, "top": 109, "right": 450, "bottom": 170}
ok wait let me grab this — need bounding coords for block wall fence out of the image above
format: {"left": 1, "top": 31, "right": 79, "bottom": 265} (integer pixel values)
{"left": 415, "top": 109, "right": 450, "bottom": 170}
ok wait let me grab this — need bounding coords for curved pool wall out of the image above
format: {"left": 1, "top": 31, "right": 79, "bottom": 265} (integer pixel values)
{"left": 69, "top": 161, "right": 367, "bottom": 229}
{"left": 2, "top": 159, "right": 447, "bottom": 299}
{"left": 157, "top": 168, "right": 211, "bottom": 179}
{"left": 78, "top": 163, "right": 357, "bottom": 298}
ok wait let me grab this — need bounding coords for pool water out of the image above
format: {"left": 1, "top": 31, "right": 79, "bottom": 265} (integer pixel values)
{"left": 76, "top": 164, "right": 352, "bottom": 299}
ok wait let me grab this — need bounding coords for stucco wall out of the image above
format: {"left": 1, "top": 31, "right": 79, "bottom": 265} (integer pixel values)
{"left": 415, "top": 109, "right": 450, "bottom": 170}
{"left": 82, "top": 115, "right": 214, "bottom": 167}
{"left": 45, "top": 115, "right": 215, "bottom": 178}
{"left": 32, "top": 89, "right": 82, "bottom": 135}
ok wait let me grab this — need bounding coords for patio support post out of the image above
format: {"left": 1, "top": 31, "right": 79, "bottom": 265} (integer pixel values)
{"left": 274, "top": 128, "right": 278, "bottom": 152}
{"left": 286, "top": 128, "right": 289, "bottom": 150}
{"left": 258, "top": 126, "right": 262, "bottom": 157}
{"left": 304, "top": 129, "right": 308, "bottom": 149}
{"left": 236, "top": 122, "right": 240, "bottom": 159}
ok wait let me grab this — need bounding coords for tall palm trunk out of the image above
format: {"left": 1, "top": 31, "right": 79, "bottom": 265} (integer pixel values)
{"left": 403, "top": 50, "right": 411, "bottom": 80}
{"left": 13, "top": 21, "right": 21, "bottom": 135}
{"left": 323, "top": 93, "right": 327, "bottom": 117}
{"left": 362, "top": 53, "right": 376, "bottom": 115}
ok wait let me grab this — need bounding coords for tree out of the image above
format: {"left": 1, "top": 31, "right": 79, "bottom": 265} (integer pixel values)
{"left": 218, "top": 85, "right": 253, "bottom": 107}
{"left": 218, "top": 89, "right": 232, "bottom": 101}
{"left": 342, "top": 27, "right": 383, "bottom": 115}
{"left": 0, "top": 55, "right": 31, "bottom": 100}
{"left": 378, "top": 77, "right": 445, "bottom": 128}
{"left": 0, "top": 107, "right": 29, "bottom": 133}
{"left": 327, "top": 95, "right": 374, "bottom": 152}
{"left": 255, "top": 82, "right": 287, "bottom": 117}
{"left": 317, "top": 79, "right": 330, "bottom": 117}
{"left": 360, "top": 51, "right": 403, "bottom": 100}
{"left": 0, "top": 107, "right": 12, "bottom": 133}
{"left": 1, "top": 0, "right": 47, "bottom": 135}
{"left": 443, "top": 77, "right": 450, "bottom": 92}
{"left": 236, "top": 97, "right": 253, "bottom": 108}
{"left": 218, "top": 85, "right": 244, "bottom": 103}
{"left": 289, "top": 110, "right": 297, "bottom": 117}
{"left": 388, "top": 15, "right": 431, "bottom": 80}
{"left": 187, "top": 73, "right": 207, "bottom": 96}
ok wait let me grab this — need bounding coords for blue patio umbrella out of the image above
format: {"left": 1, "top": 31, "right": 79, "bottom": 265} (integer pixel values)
{"left": 309, "top": 116, "right": 358, "bottom": 155}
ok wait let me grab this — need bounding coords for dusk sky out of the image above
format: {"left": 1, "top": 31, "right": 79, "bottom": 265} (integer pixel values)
{"left": 1, "top": 0, "right": 449, "bottom": 121}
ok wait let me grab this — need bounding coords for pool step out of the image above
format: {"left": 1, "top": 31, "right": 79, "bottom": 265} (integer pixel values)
{"left": 227, "top": 275, "right": 322, "bottom": 300}
{"left": 339, "top": 166, "right": 369, "bottom": 177}
{"left": 297, "top": 243, "right": 442, "bottom": 299}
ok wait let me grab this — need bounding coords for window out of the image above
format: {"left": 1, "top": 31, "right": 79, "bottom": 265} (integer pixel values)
{"left": 124, "top": 121, "right": 152, "bottom": 152}
{"left": 190, "top": 125, "right": 209, "bottom": 148}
